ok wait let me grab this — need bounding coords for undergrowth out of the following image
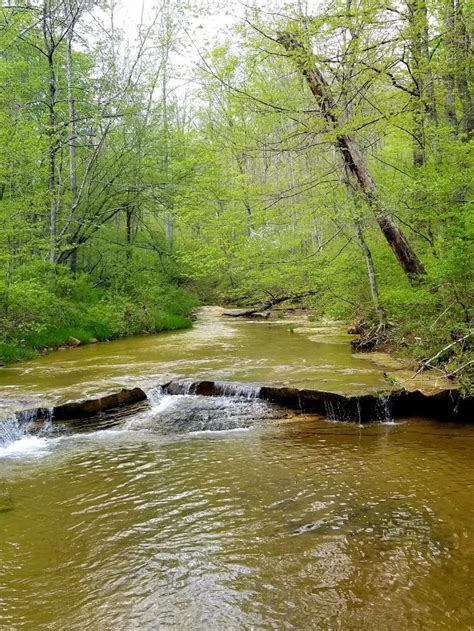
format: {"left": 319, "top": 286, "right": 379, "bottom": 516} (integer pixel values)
{"left": 0, "top": 262, "right": 197, "bottom": 365}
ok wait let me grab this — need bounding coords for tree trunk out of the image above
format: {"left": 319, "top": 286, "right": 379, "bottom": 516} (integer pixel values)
{"left": 455, "top": 1, "right": 474, "bottom": 139}
{"left": 278, "top": 33, "right": 425, "bottom": 278}
{"left": 66, "top": 9, "right": 78, "bottom": 273}
{"left": 69, "top": 248, "right": 78, "bottom": 274}
{"left": 223, "top": 293, "right": 314, "bottom": 317}
{"left": 354, "top": 221, "right": 386, "bottom": 327}
{"left": 126, "top": 204, "right": 133, "bottom": 261}
{"left": 161, "top": 0, "right": 174, "bottom": 248}
{"left": 234, "top": 153, "right": 254, "bottom": 235}
{"left": 444, "top": 0, "right": 458, "bottom": 131}
{"left": 43, "top": 0, "right": 58, "bottom": 264}
{"left": 407, "top": 0, "right": 437, "bottom": 165}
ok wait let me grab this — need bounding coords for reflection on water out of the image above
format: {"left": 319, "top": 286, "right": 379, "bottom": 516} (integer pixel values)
{"left": 0, "top": 395, "right": 473, "bottom": 630}
{"left": 0, "top": 307, "right": 388, "bottom": 412}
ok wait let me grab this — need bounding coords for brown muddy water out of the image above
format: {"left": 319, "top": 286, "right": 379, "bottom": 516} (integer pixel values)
{"left": 0, "top": 307, "right": 387, "bottom": 413}
{"left": 0, "top": 309, "right": 473, "bottom": 629}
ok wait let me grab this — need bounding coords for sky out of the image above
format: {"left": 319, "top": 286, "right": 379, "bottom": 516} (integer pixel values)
{"left": 92, "top": 0, "right": 321, "bottom": 102}
{"left": 94, "top": 0, "right": 250, "bottom": 103}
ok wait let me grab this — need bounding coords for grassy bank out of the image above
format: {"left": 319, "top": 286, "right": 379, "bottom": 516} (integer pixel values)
{"left": 0, "top": 315, "right": 192, "bottom": 364}
{"left": 0, "top": 263, "right": 197, "bottom": 365}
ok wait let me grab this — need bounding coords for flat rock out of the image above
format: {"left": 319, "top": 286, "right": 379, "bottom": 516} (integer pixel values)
{"left": 387, "top": 369, "right": 455, "bottom": 394}
{"left": 52, "top": 387, "right": 147, "bottom": 420}
{"left": 355, "top": 352, "right": 406, "bottom": 370}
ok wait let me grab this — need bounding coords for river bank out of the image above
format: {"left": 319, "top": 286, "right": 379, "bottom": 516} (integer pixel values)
{"left": 0, "top": 267, "right": 197, "bottom": 365}
{"left": 0, "top": 313, "right": 193, "bottom": 366}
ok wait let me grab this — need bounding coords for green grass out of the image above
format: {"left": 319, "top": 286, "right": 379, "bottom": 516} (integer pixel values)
{"left": 0, "top": 261, "right": 198, "bottom": 365}
{"left": 153, "top": 313, "right": 192, "bottom": 332}
{"left": 24, "top": 327, "right": 96, "bottom": 350}
{"left": 0, "top": 343, "right": 36, "bottom": 364}
{"left": 0, "top": 312, "right": 193, "bottom": 365}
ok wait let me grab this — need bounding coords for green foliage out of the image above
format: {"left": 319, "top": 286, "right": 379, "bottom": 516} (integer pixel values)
{"left": 153, "top": 313, "right": 193, "bottom": 332}
{"left": 0, "top": 343, "right": 36, "bottom": 364}
{"left": 0, "top": 0, "right": 472, "bottom": 388}
{"left": 0, "top": 262, "right": 197, "bottom": 364}
{"left": 172, "top": 4, "right": 472, "bottom": 384}
{"left": 24, "top": 328, "right": 94, "bottom": 350}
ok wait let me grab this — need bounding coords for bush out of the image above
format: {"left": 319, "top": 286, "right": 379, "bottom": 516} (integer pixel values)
{"left": 0, "top": 343, "right": 36, "bottom": 364}
{"left": 153, "top": 312, "right": 192, "bottom": 331}
{"left": 24, "top": 327, "right": 94, "bottom": 350}
{"left": 0, "top": 262, "right": 198, "bottom": 364}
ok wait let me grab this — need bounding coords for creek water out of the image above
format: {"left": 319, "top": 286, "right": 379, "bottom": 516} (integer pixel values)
{"left": 0, "top": 307, "right": 387, "bottom": 414}
{"left": 0, "top": 309, "right": 473, "bottom": 629}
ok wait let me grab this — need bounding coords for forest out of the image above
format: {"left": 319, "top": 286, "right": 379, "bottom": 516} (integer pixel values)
{"left": 0, "top": 0, "right": 472, "bottom": 388}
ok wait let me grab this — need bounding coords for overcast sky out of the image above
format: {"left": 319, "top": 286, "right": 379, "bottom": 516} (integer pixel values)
{"left": 97, "top": 0, "right": 320, "bottom": 101}
{"left": 99, "top": 0, "right": 245, "bottom": 100}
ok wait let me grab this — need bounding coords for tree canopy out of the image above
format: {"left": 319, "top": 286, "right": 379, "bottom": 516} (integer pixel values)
{"left": 0, "top": 0, "right": 472, "bottom": 384}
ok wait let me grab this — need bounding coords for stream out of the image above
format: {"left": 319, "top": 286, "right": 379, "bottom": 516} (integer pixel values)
{"left": 1, "top": 309, "right": 473, "bottom": 629}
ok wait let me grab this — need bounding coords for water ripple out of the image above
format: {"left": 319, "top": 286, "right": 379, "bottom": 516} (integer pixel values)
{"left": 1, "top": 409, "right": 473, "bottom": 629}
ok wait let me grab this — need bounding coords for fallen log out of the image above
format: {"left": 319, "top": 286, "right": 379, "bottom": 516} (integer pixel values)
{"left": 415, "top": 333, "right": 471, "bottom": 376}
{"left": 223, "top": 293, "right": 311, "bottom": 318}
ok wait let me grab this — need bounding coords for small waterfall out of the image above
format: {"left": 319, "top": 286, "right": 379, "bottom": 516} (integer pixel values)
{"left": 146, "top": 395, "right": 272, "bottom": 434}
{"left": 162, "top": 380, "right": 263, "bottom": 399}
{"left": 355, "top": 399, "right": 362, "bottom": 425}
{"left": 146, "top": 387, "right": 165, "bottom": 407}
{"left": 37, "top": 408, "right": 54, "bottom": 436}
{"left": 0, "top": 407, "right": 55, "bottom": 452}
{"left": 182, "top": 380, "right": 196, "bottom": 395}
{"left": 324, "top": 398, "right": 362, "bottom": 424}
{"left": 164, "top": 380, "right": 196, "bottom": 395}
{"left": 0, "top": 416, "right": 24, "bottom": 447}
{"left": 324, "top": 400, "right": 352, "bottom": 422}
{"left": 324, "top": 400, "right": 336, "bottom": 421}
{"left": 17, "top": 409, "right": 38, "bottom": 424}
{"left": 375, "top": 394, "right": 393, "bottom": 423}
{"left": 145, "top": 387, "right": 178, "bottom": 417}
{"left": 215, "top": 382, "right": 261, "bottom": 399}
{"left": 324, "top": 394, "right": 394, "bottom": 424}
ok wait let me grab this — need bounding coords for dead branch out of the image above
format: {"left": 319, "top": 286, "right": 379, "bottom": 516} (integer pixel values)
{"left": 223, "top": 292, "right": 315, "bottom": 317}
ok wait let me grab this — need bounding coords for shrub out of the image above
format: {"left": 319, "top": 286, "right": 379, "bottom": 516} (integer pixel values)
{"left": 0, "top": 343, "right": 36, "bottom": 364}
{"left": 0, "top": 261, "right": 198, "bottom": 363}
